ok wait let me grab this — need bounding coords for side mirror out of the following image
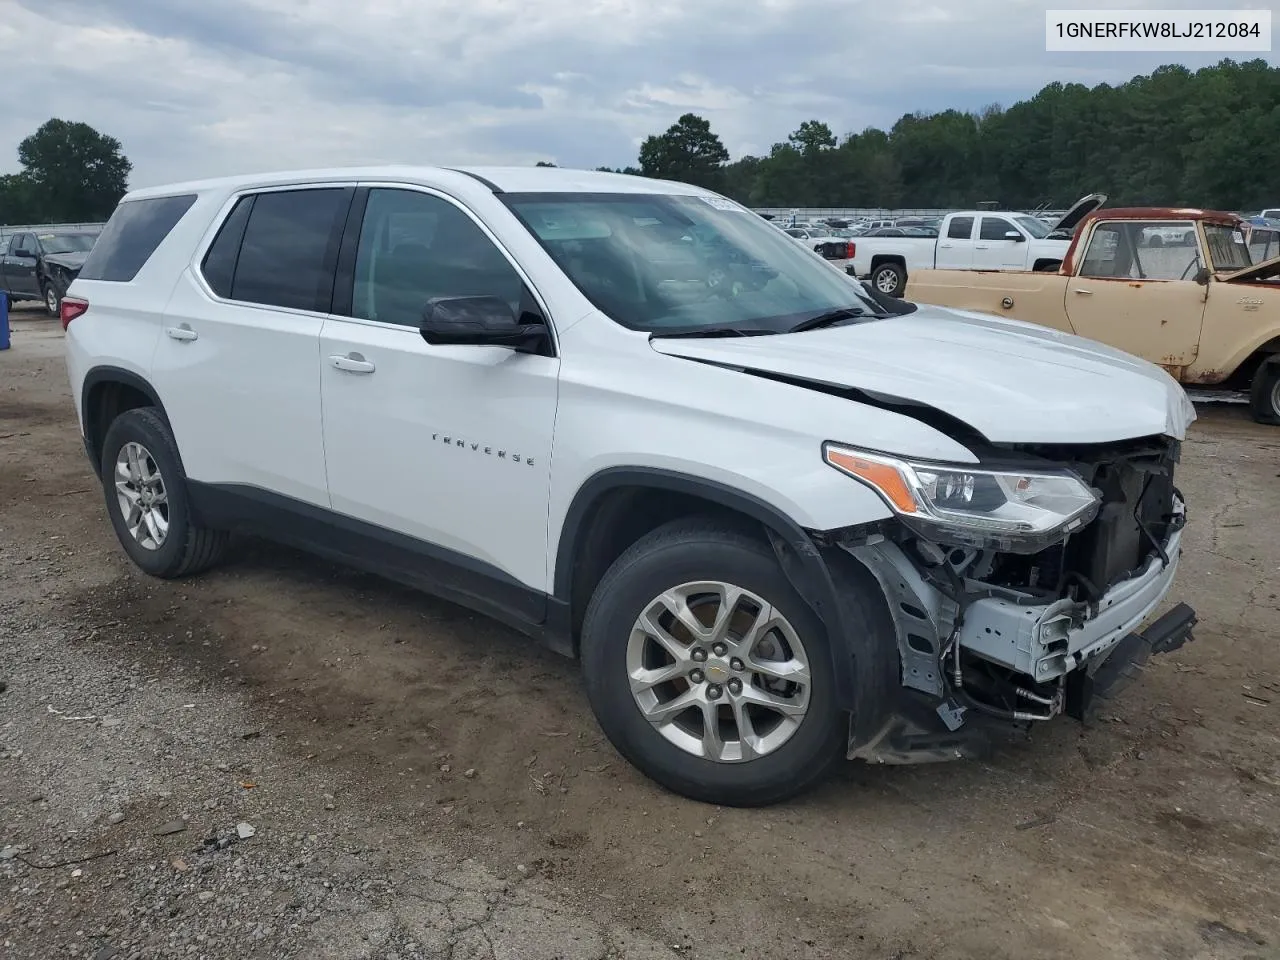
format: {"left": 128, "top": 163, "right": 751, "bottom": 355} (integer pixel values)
{"left": 1193, "top": 265, "right": 1211, "bottom": 285}
{"left": 12, "top": 248, "right": 36, "bottom": 259}
{"left": 1004, "top": 231, "right": 1025, "bottom": 242}
{"left": 420, "top": 295, "right": 548, "bottom": 353}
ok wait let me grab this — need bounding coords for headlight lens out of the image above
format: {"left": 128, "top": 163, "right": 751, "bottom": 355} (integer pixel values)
{"left": 823, "top": 444, "right": 1100, "bottom": 553}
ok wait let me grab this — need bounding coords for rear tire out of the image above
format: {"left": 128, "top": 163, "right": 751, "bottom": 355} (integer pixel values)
{"left": 100, "top": 407, "right": 229, "bottom": 577}
{"left": 870, "top": 262, "right": 906, "bottom": 298}
{"left": 1249, "top": 360, "right": 1280, "bottom": 425}
{"left": 580, "top": 518, "right": 851, "bottom": 806}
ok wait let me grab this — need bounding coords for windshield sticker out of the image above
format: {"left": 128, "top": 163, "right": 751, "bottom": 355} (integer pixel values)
{"left": 39, "top": 234, "right": 56, "bottom": 240}
{"left": 699, "top": 196, "right": 741, "bottom": 211}
{"left": 1232, "top": 231, "right": 1244, "bottom": 244}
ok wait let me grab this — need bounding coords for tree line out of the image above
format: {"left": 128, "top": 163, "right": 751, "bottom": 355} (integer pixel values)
{"left": 0, "top": 120, "right": 131, "bottom": 225}
{"left": 605, "top": 58, "right": 1278, "bottom": 210}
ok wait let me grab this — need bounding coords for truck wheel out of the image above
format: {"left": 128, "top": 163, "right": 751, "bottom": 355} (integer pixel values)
{"left": 1249, "top": 359, "right": 1280, "bottom": 425}
{"left": 100, "top": 408, "right": 230, "bottom": 578}
{"left": 42, "top": 281, "right": 61, "bottom": 318}
{"left": 1148, "top": 234, "right": 1164, "bottom": 248}
{"left": 871, "top": 262, "right": 906, "bottom": 297}
{"left": 580, "top": 517, "right": 853, "bottom": 806}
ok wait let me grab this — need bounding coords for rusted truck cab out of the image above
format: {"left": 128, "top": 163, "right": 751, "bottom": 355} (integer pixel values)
{"left": 905, "top": 208, "right": 1280, "bottom": 423}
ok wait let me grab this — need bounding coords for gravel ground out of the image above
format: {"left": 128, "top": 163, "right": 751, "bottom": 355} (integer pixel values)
{"left": 3, "top": 305, "right": 1280, "bottom": 960}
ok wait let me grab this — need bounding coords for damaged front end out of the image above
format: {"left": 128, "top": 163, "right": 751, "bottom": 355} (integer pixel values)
{"left": 824, "top": 435, "right": 1195, "bottom": 763}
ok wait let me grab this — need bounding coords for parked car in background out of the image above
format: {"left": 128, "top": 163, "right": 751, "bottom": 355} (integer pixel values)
{"left": 905, "top": 207, "right": 1280, "bottom": 423}
{"left": 845, "top": 194, "right": 1106, "bottom": 297}
{"left": 892, "top": 217, "right": 940, "bottom": 231}
{"left": 64, "top": 166, "right": 1196, "bottom": 806}
{"left": 0, "top": 228, "right": 99, "bottom": 316}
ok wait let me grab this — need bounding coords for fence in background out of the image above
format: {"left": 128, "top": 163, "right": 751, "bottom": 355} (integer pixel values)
{"left": 0, "top": 221, "right": 106, "bottom": 234}
{"left": 751, "top": 208, "right": 1068, "bottom": 221}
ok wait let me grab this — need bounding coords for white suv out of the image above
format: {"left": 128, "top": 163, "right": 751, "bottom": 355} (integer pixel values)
{"left": 64, "top": 167, "right": 1198, "bottom": 806}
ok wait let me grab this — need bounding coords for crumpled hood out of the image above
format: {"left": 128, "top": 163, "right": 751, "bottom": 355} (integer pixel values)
{"left": 43, "top": 251, "right": 88, "bottom": 271}
{"left": 650, "top": 305, "right": 1195, "bottom": 445}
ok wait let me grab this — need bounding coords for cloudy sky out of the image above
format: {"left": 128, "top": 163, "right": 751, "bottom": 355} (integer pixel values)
{"left": 1, "top": 0, "right": 1275, "bottom": 188}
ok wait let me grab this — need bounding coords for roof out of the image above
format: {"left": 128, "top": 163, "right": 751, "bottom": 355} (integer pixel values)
{"left": 123, "top": 165, "right": 713, "bottom": 202}
{"left": 1080, "top": 206, "right": 1241, "bottom": 225}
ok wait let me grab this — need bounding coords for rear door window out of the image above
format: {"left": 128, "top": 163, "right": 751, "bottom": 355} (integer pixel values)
{"left": 947, "top": 217, "right": 975, "bottom": 240}
{"left": 229, "top": 188, "right": 352, "bottom": 312}
{"left": 78, "top": 194, "right": 197, "bottom": 282}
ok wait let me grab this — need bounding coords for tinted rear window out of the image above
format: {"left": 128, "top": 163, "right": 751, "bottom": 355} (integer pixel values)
{"left": 229, "top": 188, "right": 350, "bottom": 312}
{"left": 78, "top": 194, "right": 197, "bottom": 282}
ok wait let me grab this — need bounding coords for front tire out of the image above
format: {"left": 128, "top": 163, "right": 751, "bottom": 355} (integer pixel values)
{"left": 42, "top": 281, "right": 61, "bottom": 318}
{"left": 99, "top": 408, "right": 229, "bottom": 577}
{"left": 870, "top": 262, "right": 906, "bottom": 297}
{"left": 1249, "top": 360, "right": 1280, "bottom": 425}
{"left": 581, "top": 518, "right": 849, "bottom": 806}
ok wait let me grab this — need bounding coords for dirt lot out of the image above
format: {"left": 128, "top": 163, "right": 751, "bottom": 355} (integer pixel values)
{"left": 3, "top": 306, "right": 1280, "bottom": 960}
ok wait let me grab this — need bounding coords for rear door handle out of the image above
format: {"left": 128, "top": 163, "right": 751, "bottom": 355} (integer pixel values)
{"left": 165, "top": 325, "right": 198, "bottom": 342}
{"left": 1074, "top": 288, "right": 1093, "bottom": 295}
{"left": 975, "top": 244, "right": 990, "bottom": 250}
{"left": 330, "top": 353, "right": 376, "bottom": 374}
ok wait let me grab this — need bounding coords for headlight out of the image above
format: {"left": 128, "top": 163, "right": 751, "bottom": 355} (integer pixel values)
{"left": 823, "top": 443, "right": 1100, "bottom": 553}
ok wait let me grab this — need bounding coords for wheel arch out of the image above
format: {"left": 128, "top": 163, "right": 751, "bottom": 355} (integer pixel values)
{"left": 81, "top": 366, "right": 174, "bottom": 477}
{"left": 553, "top": 467, "right": 865, "bottom": 709}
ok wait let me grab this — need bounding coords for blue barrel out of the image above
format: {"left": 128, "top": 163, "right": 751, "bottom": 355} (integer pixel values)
{"left": 0, "top": 291, "right": 9, "bottom": 351}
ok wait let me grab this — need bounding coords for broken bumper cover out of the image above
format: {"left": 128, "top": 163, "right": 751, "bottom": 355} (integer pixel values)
{"left": 841, "top": 522, "right": 1194, "bottom": 764}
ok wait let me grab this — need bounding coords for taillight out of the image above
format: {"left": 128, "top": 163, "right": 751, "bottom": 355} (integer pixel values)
{"left": 60, "top": 297, "right": 89, "bottom": 330}
{"left": 847, "top": 242, "right": 856, "bottom": 260}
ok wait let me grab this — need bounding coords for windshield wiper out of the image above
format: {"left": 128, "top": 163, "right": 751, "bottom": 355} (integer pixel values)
{"left": 787, "top": 306, "right": 873, "bottom": 333}
{"left": 650, "top": 326, "right": 774, "bottom": 339}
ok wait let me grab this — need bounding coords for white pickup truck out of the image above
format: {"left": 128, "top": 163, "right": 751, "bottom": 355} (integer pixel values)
{"left": 850, "top": 194, "right": 1105, "bottom": 296}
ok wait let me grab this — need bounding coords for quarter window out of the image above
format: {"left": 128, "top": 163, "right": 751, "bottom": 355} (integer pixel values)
{"left": 229, "top": 188, "right": 351, "bottom": 312}
{"left": 947, "top": 217, "right": 974, "bottom": 240}
{"left": 351, "top": 188, "right": 524, "bottom": 327}
{"left": 200, "top": 196, "right": 254, "bottom": 299}
{"left": 979, "top": 218, "right": 1017, "bottom": 241}
{"left": 78, "top": 195, "right": 196, "bottom": 282}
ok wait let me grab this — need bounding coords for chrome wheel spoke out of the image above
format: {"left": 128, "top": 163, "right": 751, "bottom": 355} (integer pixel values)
{"left": 746, "top": 655, "right": 810, "bottom": 686}
{"left": 729, "top": 698, "right": 761, "bottom": 761}
{"left": 658, "top": 588, "right": 714, "bottom": 644}
{"left": 642, "top": 689, "right": 699, "bottom": 726}
{"left": 738, "top": 683, "right": 807, "bottom": 718}
{"left": 700, "top": 701, "right": 726, "bottom": 760}
{"left": 628, "top": 661, "right": 687, "bottom": 695}
{"left": 636, "top": 608, "right": 691, "bottom": 663}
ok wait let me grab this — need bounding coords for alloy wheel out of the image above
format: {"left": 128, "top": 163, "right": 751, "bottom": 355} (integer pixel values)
{"left": 114, "top": 441, "right": 170, "bottom": 550}
{"left": 626, "top": 581, "right": 811, "bottom": 763}
{"left": 875, "top": 270, "right": 898, "bottom": 294}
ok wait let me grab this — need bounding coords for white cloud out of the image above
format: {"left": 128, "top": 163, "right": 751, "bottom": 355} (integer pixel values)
{"left": 0, "top": 0, "right": 1274, "bottom": 189}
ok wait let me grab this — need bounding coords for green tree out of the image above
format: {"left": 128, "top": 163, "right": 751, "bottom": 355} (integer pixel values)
{"left": 629, "top": 58, "right": 1280, "bottom": 210}
{"left": 638, "top": 113, "right": 730, "bottom": 190}
{"left": 15, "top": 119, "right": 131, "bottom": 222}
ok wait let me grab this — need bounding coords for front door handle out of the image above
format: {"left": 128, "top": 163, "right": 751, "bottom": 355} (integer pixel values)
{"left": 330, "top": 353, "right": 376, "bottom": 374}
{"left": 1074, "top": 288, "right": 1093, "bottom": 296}
{"left": 165, "top": 325, "right": 198, "bottom": 342}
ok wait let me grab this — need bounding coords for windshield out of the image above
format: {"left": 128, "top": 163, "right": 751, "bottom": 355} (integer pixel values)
{"left": 40, "top": 233, "right": 96, "bottom": 254}
{"left": 1015, "top": 216, "right": 1051, "bottom": 239}
{"left": 1203, "top": 224, "right": 1252, "bottom": 271}
{"left": 503, "top": 192, "right": 881, "bottom": 333}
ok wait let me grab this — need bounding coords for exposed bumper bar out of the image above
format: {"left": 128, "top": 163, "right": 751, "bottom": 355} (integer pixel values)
{"left": 959, "top": 525, "right": 1185, "bottom": 681}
